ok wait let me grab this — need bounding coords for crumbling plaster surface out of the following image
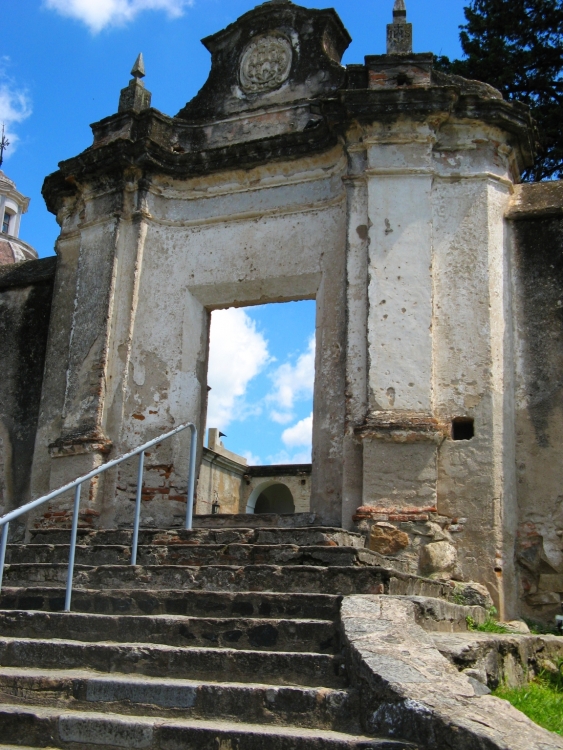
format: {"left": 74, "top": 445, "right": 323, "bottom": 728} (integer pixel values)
{"left": 29, "top": 0, "right": 539, "bottom": 621}
{"left": 36, "top": 148, "right": 347, "bottom": 529}
{"left": 115, "top": 154, "right": 345, "bottom": 528}
{"left": 433, "top": 176, "right": 517, "bottom": 616}
{"left": 352, "top": 115, "right": 518, "bottom": 615}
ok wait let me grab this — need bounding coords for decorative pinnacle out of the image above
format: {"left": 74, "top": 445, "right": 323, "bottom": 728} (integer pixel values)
{"left": 387, "top": 0, "right": 412, "bottom": 53}
{"left": 131, "top": 53, "right": 146, "bottom": 80}
{"left": 0, "top": 124, "right": 9, "bottom": 169}
{"left": 393, "top": 0, "right": 407, "bottom": 23}
{"left": 118, "top": 53, "right": 151, "bottom": 113}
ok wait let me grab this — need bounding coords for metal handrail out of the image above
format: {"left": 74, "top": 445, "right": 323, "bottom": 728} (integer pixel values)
{"left": 0, "top": 422, "right": 197, "bottom": 612}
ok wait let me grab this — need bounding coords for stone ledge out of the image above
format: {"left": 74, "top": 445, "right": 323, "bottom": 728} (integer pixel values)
{"left": 353, "top": 506, "right": 437, "bottom": 524}
{"left": 48, "top": 428, "right": 113, "bottom": 458}
{"left": 0, "top": 256, "right": 57, "bottom": 289}
{"left": 355, "top": 412, "right": 448, "bottom": 444}
{"left": 341, "top": 595, "right": 563, "bottom": 750}
{"left": 432, "top": 630, "right": 563, "bottom": 690}
{"left": 506, "top": 181, "right": 563, "bottom": 220}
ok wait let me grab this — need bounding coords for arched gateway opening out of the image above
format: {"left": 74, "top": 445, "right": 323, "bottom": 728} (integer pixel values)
{"left": 246, "top": 481, "right": 295, "bottom": 515}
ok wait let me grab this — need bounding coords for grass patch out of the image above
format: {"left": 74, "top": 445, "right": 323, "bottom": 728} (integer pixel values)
{"left": 467, "top": 608, "right": 511, "bottom": 634}
{"left": 493, "top": 668, "right": 563, "bottom": 736}
{"left": 467, "top": 616, "right": 510, "bottom": 634}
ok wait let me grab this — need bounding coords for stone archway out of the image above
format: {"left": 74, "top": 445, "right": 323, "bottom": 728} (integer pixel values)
{"left": 246, "top": 480, "right": 295, "bottom": 515}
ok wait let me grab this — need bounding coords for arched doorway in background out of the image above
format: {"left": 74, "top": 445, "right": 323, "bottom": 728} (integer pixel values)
{"left": 246, "top": 480, "right": 295, "bottom": 515}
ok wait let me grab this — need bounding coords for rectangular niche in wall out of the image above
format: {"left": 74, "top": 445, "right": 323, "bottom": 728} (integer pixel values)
{"left": 452, "top": 417, "right": 475, "bottom": 441}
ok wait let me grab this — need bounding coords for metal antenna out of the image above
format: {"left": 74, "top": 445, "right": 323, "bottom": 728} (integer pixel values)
{"left": 0, "top": 124, "right": 9, "bottom": 169}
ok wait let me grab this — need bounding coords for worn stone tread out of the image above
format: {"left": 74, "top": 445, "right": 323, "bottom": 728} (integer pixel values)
{"left": 0, "top": 610, "right": 339, "bottom": 653}
{"left": 0, "top": 587, "right": 342, "bottom": 619}
{"left": 5, "top": 543, "right": 383, "bottom": 568}
{"left": 0, "top": 704, "right": 418, "bottom": 748}
{"left": 2, "top": 562, "right": 428, "bottom": 595}
{"left": 29, "top": 527, "right": 366, "bottom": 549}
{"left": 192, "top": 513, "right": 320, "bottom": 528}
{"left": 0, "top": 666, "right": 358, "bottom": 729}
{"left": 0, "top": 636, "right": 347, "bottom": 687}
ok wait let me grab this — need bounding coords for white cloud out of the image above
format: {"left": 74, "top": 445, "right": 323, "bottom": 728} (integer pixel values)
{"left": 268, "top": 448, "right": 312, "bottom": 465}
{"left": 241, "top": 450, "right": 262, "bottom": 466}
{"left": 269, "top": 410, "right": 294, "bottom": 425}
{"left": 267, "top": 336, "right": 315, "bottom": 422}
{"left": 44, "top": 0, "right": 192, "bottom": 32}
{"left": 282, "top": 413, "right": 313, "bottom": 449}
{"left": 0, "top": 65, "right": 32, "bottom": 157}
{"left": 207, "top": 308, "right": 270, "bottom": 432}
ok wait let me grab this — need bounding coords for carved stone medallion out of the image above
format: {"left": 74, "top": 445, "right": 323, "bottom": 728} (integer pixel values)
{"left": 240, "top": 33, "right": 293, "bottom": 94}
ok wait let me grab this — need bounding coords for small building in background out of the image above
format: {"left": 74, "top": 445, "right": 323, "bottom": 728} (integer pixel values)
{"left": 197, "top": 428, "right": 311, "bottom": 516}
{"left": 0, "top": 172, "right": 37, "bottom": 265}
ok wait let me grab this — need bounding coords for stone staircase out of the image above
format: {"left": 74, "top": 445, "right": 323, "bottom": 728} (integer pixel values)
{"left": 0, "top": 512, "right": 447, "bottom": 749}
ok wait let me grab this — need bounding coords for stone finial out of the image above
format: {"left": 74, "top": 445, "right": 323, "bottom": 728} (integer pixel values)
{"left": 131, "top": 53, "right": 146, "bottom": 79}
{"left": 387, "top": 0, "right": 413, "bottom": 55}
{"left": 393, "top": 0, "right": 407, "bottom": 20}
{"left": 118, "top": 53, "right": 152, "bottom": 114}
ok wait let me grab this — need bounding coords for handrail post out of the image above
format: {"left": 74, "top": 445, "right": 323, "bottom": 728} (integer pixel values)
{"left": 65, "top": 483, "right": 82, "bottom": 613}
{"left": 185, "top": 425, "right": 197, "bottom": 531}
{"left": 0, "top": 421, "right": 198, "bottom": 610}
{"left": 0, "top": 522, "right": 9, "bottom": 594}
{"left": 131, "top": 450, "right": 145, "bottom": 566}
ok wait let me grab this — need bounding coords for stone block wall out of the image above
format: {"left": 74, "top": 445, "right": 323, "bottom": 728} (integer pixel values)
{"left": 508, "top": 181, "right": 563, "bottom": 625}
{"left": 353, "top": 504, "right": 465, "bottom": 581}
{"left": 0, "top": 258, "right": 56, "bottom": 525}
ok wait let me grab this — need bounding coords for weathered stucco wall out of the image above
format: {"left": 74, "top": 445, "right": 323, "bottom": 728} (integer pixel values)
{"left": 197, "top": 447, "right": 246, "bottom": 516}
{"left": 508, "top": 181, "right": 563, "bottom": 624}
{"left": 350, "top": 112, "right": 519, "bottom": 616}
{"left": 0, "top": 258, "right": 55, "bottom": 522}
{"left": 241, "top": 465, "right": 312, "bottom": 514}
{"left": 197, "top": 450, "right": 312, "bottom": 517}
{"left": 30, "top": 2, "right": 536, "bottom": 616}
{"left": 35, "top": 146, "right": 346, "bottom": 531}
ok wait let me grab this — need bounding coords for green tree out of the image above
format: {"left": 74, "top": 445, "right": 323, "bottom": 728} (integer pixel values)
{"left": 435, "top": 0, "right": 563, "bottom": 181}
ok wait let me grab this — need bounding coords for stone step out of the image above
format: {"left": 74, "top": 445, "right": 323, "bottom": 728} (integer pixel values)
{"left": 0, "top": 667, "right": 358, "bottom": 731}
{"left": 0, "top": 610, "right": 339, "bottom": 653}
{"left": 4, "top": 544, "right": 383, "bottom": 568}
{"left": 1, "top": 563, "right": 444, "bottom": 597}
{"left": 28, "top": 527, "right": 366, "bottom": 549}
{"left": 0, "top": 588, "right": 342, "bottom": 620}
{"left": 0, "top": 705, "right": 418, "bottom": 749}
{"left": 0, "top": 637, "right": 347, "bottom": 688}
{"left": 193, "top": 513, "right": 320, "bottom": 528}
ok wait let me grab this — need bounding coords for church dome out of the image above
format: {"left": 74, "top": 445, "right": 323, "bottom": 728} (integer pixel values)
{"left": 0, "top": 170, "right": 37, "bottom": 265}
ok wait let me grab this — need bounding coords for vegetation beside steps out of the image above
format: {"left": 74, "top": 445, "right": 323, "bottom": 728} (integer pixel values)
{"left": 493, "top": 662, "right": 563, "bottom": 737}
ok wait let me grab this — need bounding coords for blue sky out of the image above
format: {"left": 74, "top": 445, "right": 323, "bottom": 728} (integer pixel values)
{"left": 3, "top": 0, "right": 468, "bottom": 464}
